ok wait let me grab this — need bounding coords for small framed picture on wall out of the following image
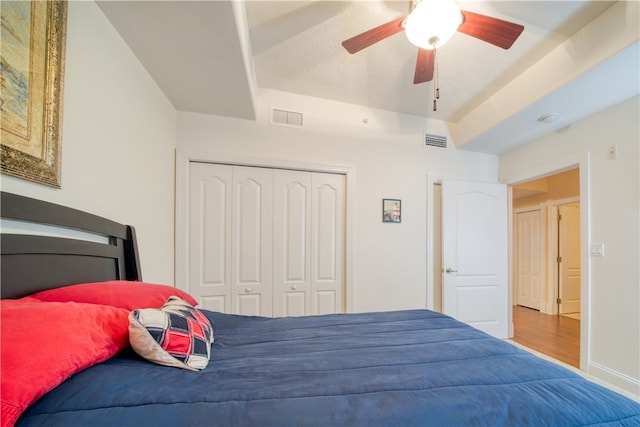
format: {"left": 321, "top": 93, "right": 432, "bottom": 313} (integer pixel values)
{"left": 382, "top": 199, "right": 401, "bottom": 223}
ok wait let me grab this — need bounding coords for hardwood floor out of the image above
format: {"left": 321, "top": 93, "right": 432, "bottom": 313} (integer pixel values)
{"left": 512, "top": 305, "right": 580, "bottom": 368}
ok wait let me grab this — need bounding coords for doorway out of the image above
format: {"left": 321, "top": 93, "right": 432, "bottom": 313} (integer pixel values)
{"left": 511, "top": 168, "right": 581, "bottom": 367}
{"left": 427, "top": 166, "right": 587, "bottom": 367}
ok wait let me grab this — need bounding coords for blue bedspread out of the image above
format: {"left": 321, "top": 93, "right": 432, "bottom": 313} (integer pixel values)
{"left": 18, "top": 310, "right": 640, "bottom": 426}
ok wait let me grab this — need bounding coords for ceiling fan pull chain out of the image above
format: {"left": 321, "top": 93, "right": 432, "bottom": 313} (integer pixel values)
{"left": 433, "top": 48, "right": 438, "bottom": 111}
{"left": 435, "top": 62, "right": 440, "bottom": 99}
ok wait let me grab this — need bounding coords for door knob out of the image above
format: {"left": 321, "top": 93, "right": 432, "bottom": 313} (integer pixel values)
{"left": 445, "top": 268, "right": 458, "bottom": 273}
{"left": 245, "top": 287, "right": 252, "bottom": 293}
{"left": 291, "top": 285, "right": 297, "bottom": 290}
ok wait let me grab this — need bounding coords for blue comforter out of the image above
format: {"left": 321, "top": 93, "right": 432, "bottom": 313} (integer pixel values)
{"left": 18, "top": 310, "right": 640, "bottom": 426}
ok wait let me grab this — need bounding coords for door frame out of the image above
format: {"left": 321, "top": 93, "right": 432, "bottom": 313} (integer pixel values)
{"left": 511, "top": 197, "right": 580, "bottom": 315}
{"left": 175, "top": 149, "right": 356, "bottom": 313}
{"left": 501, "top": 152, "right": 590, "bottom": 372}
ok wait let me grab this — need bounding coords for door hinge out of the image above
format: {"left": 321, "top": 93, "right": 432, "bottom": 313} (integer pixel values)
{"left": 558, "top": 213, "right": 562, "bottom": 221}
{"left": 557, "top": 256, "right": 562, "bottom": 263}
{"left": 557, "top": 298, "right": 562, "bottom": 304}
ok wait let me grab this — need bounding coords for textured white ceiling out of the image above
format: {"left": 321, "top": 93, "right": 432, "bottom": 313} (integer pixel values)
{"left": 245, "top": 1, "right": 614, "bottom": 121}
{"left": 99, "top": 0, "right": 639, "bottom": 154}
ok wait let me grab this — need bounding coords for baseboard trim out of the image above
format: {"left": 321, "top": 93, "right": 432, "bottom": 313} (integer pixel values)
{"left": 505, "top": 339, "right": 639, "bottom": 401}
{"left": 588, "top": 361, "right": 640, "bottom": 400}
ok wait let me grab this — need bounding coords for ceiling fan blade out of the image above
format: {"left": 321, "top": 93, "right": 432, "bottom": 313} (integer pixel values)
{"left": 342, "top": 16, "right": 407, "bottom": 54}
{"left": 458, "top": 10, "right": 524, "bottom": 49}
{"left": 413, "top": 48, "right": 434, "bottom": 84}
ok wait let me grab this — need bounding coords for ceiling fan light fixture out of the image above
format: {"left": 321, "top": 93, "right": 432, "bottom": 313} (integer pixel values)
{"left": 404, "top": 0, "right": 462, "bottom": 50}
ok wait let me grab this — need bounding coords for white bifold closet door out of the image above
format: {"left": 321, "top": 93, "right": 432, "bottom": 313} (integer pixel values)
{"left": 189, "top": 162, "right": 344, "bottom": 317}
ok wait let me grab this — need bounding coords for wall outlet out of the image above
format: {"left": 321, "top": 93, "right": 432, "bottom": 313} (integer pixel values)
{"left": 590, "top": 243, "right": 605, "bottom": 257}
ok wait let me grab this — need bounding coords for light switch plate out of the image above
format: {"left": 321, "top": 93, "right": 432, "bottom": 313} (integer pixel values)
{"left": 590, "top": 243, "right": 605, "bottom": 257}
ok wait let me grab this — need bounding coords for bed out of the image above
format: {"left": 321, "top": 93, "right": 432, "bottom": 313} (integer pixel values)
{"left": 2, "top": 191, "right": 639, "bottom": 426}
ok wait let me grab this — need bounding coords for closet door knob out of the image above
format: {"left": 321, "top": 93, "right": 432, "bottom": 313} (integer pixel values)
{"left": 245, "top": 287, "right": 252, "bottom": 293}
{"left": 291, "top": 285, "right": 297, "bottom": 290}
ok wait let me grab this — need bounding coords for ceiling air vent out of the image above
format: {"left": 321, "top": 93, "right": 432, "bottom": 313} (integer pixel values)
{"left": 271, "top": 108, "right": 303, "bottom": 128}
{"left": 425, "top": 133, "right": 447, "bottom": 149}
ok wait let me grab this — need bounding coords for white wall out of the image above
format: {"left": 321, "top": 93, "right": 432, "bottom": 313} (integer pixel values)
{"left": 0, "top": 1, "right": 177, "bottom": 285}
{"left": 176, "top": 89, "right": 499, "bottom": 313}
{"left": 500, "top": 95, "right": 640, "bottom": 396}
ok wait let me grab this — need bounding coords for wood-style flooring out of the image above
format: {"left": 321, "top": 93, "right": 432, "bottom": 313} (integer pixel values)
{"left": 512, "top": 305, "right": 580, "bottom": 368}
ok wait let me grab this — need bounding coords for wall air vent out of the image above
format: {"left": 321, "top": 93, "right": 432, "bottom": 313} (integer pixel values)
{"left": 271, "top": 108, "right": 303, "bottom": 128}
{"left": 425, "top": 133, "right": 447, "bottom": 149}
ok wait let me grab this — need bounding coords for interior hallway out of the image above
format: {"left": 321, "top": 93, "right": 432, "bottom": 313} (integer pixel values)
{"left": 512, "top": 305, "right": 580, "bottom": 368}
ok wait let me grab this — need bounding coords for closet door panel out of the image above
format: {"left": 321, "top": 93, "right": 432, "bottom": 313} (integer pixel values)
{"left": 284, "top": 292, "right": 307, "bottom": 317}
{"left": 311, "top": 173, "right": 345, "bottom": 315}
{"left": 201, "top": 296, "right": 226, "bottom": 313}
{"left": 273, "top": 170, "right": 311, "bottom": 317}
{"left": 188, "top": 162, "right": 345, "bottom": 317}
{"left": 189, "top": 163, "right": 232, "bottom": 311}
{"left": 315, "top": 290, "right": 338, "bottom": 315}
{"left": 237, "top": 294, "right": 262, "bottom": 316}
{"left": 232, "top": 166, "right": 273, "bottom": 316}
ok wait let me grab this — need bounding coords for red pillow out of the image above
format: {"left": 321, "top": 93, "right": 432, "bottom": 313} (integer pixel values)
{"left": 30, "top": 281, "right": 198, "bottom": 310}
{"left": 0, "top": 299, "right": 130, "bottom": 427}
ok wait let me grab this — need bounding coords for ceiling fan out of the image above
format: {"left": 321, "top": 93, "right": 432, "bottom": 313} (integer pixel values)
{"left": 342, "top": 0, "right": 525, "bottom": 85}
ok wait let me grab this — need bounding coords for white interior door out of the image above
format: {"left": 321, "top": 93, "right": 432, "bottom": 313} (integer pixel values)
{"left": 516, "top": 209, "right": 543, "bottom": 310}
{"left": 311, "top": 172, "right": 345, "bottom": 315}
{"left": 442, "top": 180, "right": 509, "bottom": 338}
{"left": 272, "top": 170, "right": 345, "bottom": 316}
{"left": 189, "top": 162, "right": 233, "bottom": 312}
{"left": 273, "top": 170, "right": 312, "bottom": 317}
{"left": 231, "top": 166, "right": 273, "bottom": 317}
{"left": 559, "top": 203, "right": 580, "bottom": 314}
{"left": 189, "top": 162, "right": 345, "bottom": 317}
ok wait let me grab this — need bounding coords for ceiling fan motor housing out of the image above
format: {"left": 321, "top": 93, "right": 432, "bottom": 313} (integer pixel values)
{"left": 404, "top": 0, "right": 463, "bottom": 50}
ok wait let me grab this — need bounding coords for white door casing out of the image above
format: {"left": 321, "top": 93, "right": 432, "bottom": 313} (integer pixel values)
{"left": 500, "top": 155, "right": 589, "bottom": 373}
{"left": 442, "top": 180, "right": 509, "bottom": 338}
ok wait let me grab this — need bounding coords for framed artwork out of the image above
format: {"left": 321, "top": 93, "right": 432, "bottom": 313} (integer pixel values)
{"left": 382, "top": 199, "right": 401, "bottom": 223}
{"left": 1, "top": 1, "right": 68, "bottom": 188}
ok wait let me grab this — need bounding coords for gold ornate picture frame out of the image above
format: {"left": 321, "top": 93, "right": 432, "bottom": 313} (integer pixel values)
{"left": 1, "top": 1, "right": 67, "bottom": 188}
